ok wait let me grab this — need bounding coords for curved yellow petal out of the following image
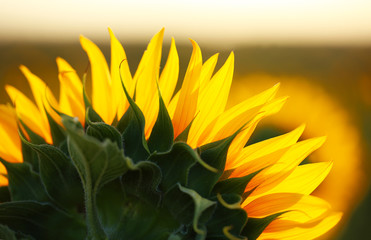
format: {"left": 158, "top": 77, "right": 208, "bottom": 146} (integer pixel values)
{"left": 199, "top": 53, "right": 219, "bottom": 91}
{"left": 188, "top": 52, "right": 234, "bottom": 147}
{"left": 80, "top": 35, "right": 114, "bottom": 124}
{"left": 172, "top": 39, "right": 202, "bottom": 138}
{"left": 226, "top": 97, "right": 288, "bottom": 163}
{"left": 167, "top": 91, "right": 180, "bottom": 119}
{"left": 0, "top": 105, "right": 21, "bottom": 163}
{"left": 259, "top": 212, "right": 342, "bottom": 240}
{"left": 263, "top": 161, "right": 333, "bottom": 196}
{"left": 196, "top": 83, "right": 280, "bottom": 146}
{"left": 159, "top": 38, "right": 179, "bottom": 107}
{"left": 0, "top": 174, "right": 8, "bottom": 187}
{"left": 20, "top": 65, "right": 60, "bottom": 123}
{"left": 244, "top": 137, "right": 326, "bottom": 197}
{"left": 227, "top": 124, "right": 305, "bottom": 170}
{"left": 245, "top": 193, "right": 331, "bottom": 221}
{"left": 134, "top": 29, "right": 164, "bottom": 137}
{"left": 0, "top": 128, "right": 22, "bottom": 163}
{"left": 56, "top": 57, "right": 84, "bottom": 124}
{"left": 6, "top": 85, "right": 51, "bottom": 143}
{"left": 108, "top": 28, "right": 133, "bottom": 118}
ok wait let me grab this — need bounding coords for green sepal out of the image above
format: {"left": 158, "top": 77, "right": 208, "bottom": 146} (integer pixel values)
{"left": 0, "top": 201, "right": 86, "bottom": 240}
{"left": 174, "top": 116, "right": 197, "bottom": 143}
{"left": 19, "top": 134, "right": 83, "bottom": 209}
{"left": 212, "top": 169, "right": 262, "bottom": 197}
{"left": 116, "top": 76, "right": 149, "bottom": 162}
{"left": 164, "top": 183, "right": 216, "bottom": 239}
{"left": 207, "top": 194, "right": 247, "bottom": 239}
{"left": 45, "top": 109, "right": 66, "bottom": 147}
{"left": 86, "top": 108, "right": 123, "bottom": 149}
{"left": 0, "top": 159, "right": 49, "bottom": 202}
{"left": 148, "top": 87, "right": 174, "bottom": 153}
{"left": 18, "top": 120, "right": 46, "bottom": 145}
{"left": 0, "top": 186, "right": 10, "bottom": 202}
{"left": 121, "top": 160, "right": 162, "bottom": 205}
{"left": 241, "top": 212, "right": 287, "bottom": 240}
{"left": 148, "top": 142, "right": 197, "bottom": 192}
{"left": 187, "top": 130, "right": 240, "bottom": 197}
{"left": 82, "top": 74, "right": 103, "bottom": 123}
{"left": 0, "top": 224, "right": 35, "bottom": 240}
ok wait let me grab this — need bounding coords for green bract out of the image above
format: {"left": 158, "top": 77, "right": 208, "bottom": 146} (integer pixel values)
{"left": 0, "top": 86, "right": 279, "bottom": 240}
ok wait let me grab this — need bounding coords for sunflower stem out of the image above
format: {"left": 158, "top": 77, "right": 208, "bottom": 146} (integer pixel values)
{"left": 85, "top": 169, "right": 106, "bottom": 240}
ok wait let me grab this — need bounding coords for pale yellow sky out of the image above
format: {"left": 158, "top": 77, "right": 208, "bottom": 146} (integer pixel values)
{"left": 1, "top": 0, "right": 371, "bottom": 46}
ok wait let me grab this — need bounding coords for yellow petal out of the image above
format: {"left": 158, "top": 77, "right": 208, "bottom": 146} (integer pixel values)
{"left": 56, "top": 57, "right": 85, "bottom": 124}
{"left": 244, "top": 137, "right": 326, "bottom": 197}
{"left": 172, "top": 39, "right": 202, "bottom": 137}
{"left": 196, "top": 83, "right": 280, "bottom": 146}
{"left": 199, "top": 53, "right": 219, "bottom": 91}
{"left": 188, "top": 52, "right": 234, "bottom": 147}
{"left": 20, "top": 65, "right": 60, "bottom": 123}
{"left": 0, "top": 105, "right": 21, "bottom": 163}
{"left": 134, "top": 29, "right": 164, "bottom": 137}
{"left": 226, "top": 97, "right": 287, "bottom": 163}
{"left": 245, "top": 193, "right": 331, "bottom": 221}
{"left": 227, "top": 124, "right": 305, "bottom": 170}
{"left": 0, "top": 174, "right": 8, "bottom": 187}
{"left": 263, "top": 161, "right": 333, "bottom": 196}
{"left": 167, "top": 91, "right": 180, "bottom": 119}
{"left": 159, "top": 38, "right": 179, "bottom": 106}
{"left": 259, "top": 212, "right": 342, "bottom": 240}
{"left": 6, "top": 85, "right": 51, "bottom": 143}
{"left": 0, "top": 128, "right": 22, "bottom": 163}
{"left": 108, "top": 28, "right": 133, "bottom": 118}
{"left": 80, "top": 35, "right": 114, "bottom": 124}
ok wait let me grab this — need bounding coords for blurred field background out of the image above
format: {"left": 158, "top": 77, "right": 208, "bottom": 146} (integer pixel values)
{"left": 1, "top": 0, "right": 371, "bottom": 239}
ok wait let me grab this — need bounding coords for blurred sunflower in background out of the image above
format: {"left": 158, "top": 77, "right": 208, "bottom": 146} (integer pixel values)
{"left": 0, "top": 29, "right": 342, "bottom": 239}
{"left": 229, "top": 74, "right": 367, "bottom": 238}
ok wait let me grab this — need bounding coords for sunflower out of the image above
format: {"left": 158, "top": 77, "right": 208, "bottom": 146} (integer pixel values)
{"left": 0, "top": 29, "right": 341, "bottom": 240}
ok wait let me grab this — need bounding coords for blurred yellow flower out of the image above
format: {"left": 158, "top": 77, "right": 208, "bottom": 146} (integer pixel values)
{"left": 0, "top": 29, "right": 342, "bottom": 239}
{"left": 230, "top": 74, "right": 366, "bottom": 237}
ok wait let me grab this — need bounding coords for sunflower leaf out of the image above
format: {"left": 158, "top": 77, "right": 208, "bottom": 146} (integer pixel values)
{"left": 148, "top": 142, "right": 197, "bottom": 192}
{"left": 0, "top": 201, "right": 86, "bottom": 240}
{"left": 108, "top": 195, "right": 176, "bottom": 240}
{"left": 0, "top": 224, "right": 17, "bottom": 240}
{"left": 63, "top": 116, "right": 130, "bottom": 193}
{"left": 63, "top": 116, "right": 130, "bottom": 239}
{"left": 0, "top": 187, "right": 10, "bottom": 202}
{"left": 20, "top": 136, "right": 83, "bottom": 209}
{"left": 20, "top": 138, "right": 39, "bottom": 173}
{"left": 148, "top": 87, "right": 174, "bottom": 153}
{"left": 0, "top": 159, "right": 49, "bottom": 202}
